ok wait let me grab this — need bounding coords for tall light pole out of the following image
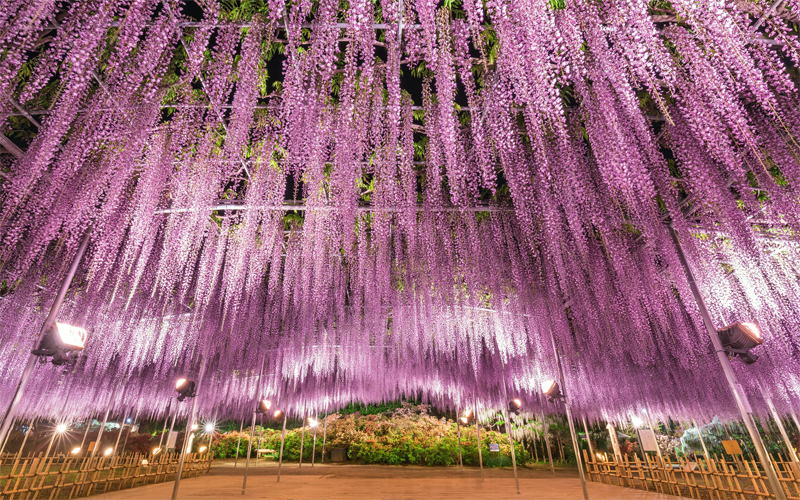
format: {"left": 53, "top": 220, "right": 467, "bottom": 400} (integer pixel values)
{"left": 669, "top": 225, "right": 787, "bottom": 500}
{"left": 0, "top": 229, "right": 91, "bottom": 448}
{"left": 171, "top": 359, "right": 207, "bottom": 500}
{"left": 547, "top": 326, "right": 589, "bottom": 500}
{"left": 241, "top": 357, "right": 265, "bottom": 495}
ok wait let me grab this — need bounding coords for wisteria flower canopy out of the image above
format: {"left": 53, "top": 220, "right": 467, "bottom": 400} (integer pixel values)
{"left": 1, "top": 0, "right": 800, "bottom": 424}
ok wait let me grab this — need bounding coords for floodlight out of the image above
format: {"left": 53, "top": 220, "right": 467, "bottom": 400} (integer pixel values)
{"left": 142, "top": 459, "right": 149, "bottom": 465}
{"left": 273, "top": 410, "right": 284, "bottom": 419}
{"left": 632, "top": 416, "right": 644, "bottom": 428}
{"left": 199, "top": 446, "right": 207, "bottom": 453}
{"left": 508, "top": 399, "right": 522, "bottom": 415}
{"left": 718, "top": 322, "right": 763, "bottom": 364}
{"left": 204, "top": 422, "right": 214, "bottom": 433}
{"left": 542, "top": 380, "right": 564, "bottom": 402}
{"left": 175, "top": 378, "right": 196, "bottom": 402}
{"left": 104, "top": 448, "right": 112, "bottom": 456}
{"left": 31, "top": 322, "right": 89, "bottom": 365}
{"left": 192, "top": 424, "right": 198, "bottom": 431}
{"left": 152, "top": 448, "right": 162, "bottom": 455}
{"left": 257, "top": 399, "right": 272, "bottom": 413}
{"left": 56, "top": 424, "right": 67, "bottom": 433}
{"left": 72, "top": 447, "right": 81, "bottom": 454}
{"left": 308, "top": 417, "right": 318, "bottom": 428}
{"left": 459, "top": 409, "right": 474, "bottom": 425}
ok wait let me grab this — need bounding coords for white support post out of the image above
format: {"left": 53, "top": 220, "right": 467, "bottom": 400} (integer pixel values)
{"left": 277, "top": 413, "right": 287, "bottom": 482}
{"left": 171, "top": 360, "right": 207, "bottom": 500}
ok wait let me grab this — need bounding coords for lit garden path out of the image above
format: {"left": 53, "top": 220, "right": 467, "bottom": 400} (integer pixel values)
{"left": 91, "top": 461, "right": 684, "bottom": 499}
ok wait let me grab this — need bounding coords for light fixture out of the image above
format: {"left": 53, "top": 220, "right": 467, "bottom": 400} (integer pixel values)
{"left": 204, "top": 422, "right": 215, "bottom": 433}
{"left": 718, "top": 322, "right": 763, "bottom": 364}
{"left": 142, "top": 459, "right": 149, "bottom": 465}
{"left": 542, "top": 380, "right": 564, "bottom": 402}
{"left": 175, "top": 378, "right": 196, "bottom": 402}
{"left": 72, "top": 447, "right": 81, "bottom": 454}
{"left": 308, "top": 417, "right": 318, "bottom": 428}
{"left": 31, "top": 322, "right": 89, "bottom": 365}
{"left": 56, "top": 424, "right": 67, "bottom": 433}
{"left": 459, "top": 409, "right": 474, "bottom": 425}
{"left": 273, "top": 410, "right": 284, "bottom": 419}
{"left": 192, "top": 424, "right": 198, "bottom": 431}
{"left": 632, "top": 416, "right": 644, "bottom": 428}
{"left": 152, "top": 448, "right": 162, "bottom": 455}
{"left": 104, "top": 448, "right": 112, "bottom": 456}
{"left": 257, "top": 399, "right": 272, "bottom": 413}
{"left": 199, "top": 446, "right": 207, "bottom": 453}
{"left": 508, "top": 399, "right": 522, "bottom": 415}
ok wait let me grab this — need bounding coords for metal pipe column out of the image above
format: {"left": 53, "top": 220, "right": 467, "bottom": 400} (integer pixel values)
{"left": 669, "top": 226, "right": 787, "bottom": 500}
{"left": 0, "top": 229, "right": 92, "bottom": 448}
{"left": 456, "top": 404, "right": 463, "bottom": 471}
{"left": 277, "top": 413, "right": 287, "bottom": 482}
{"left": 501, "top": 380, "right": 520, "bottom": 495}
{"left": 234, "top": 419, "right": 244, "bottom": 467}
{"left": 474, "top": 392, "right": 484, "bottom": 482}
{"left": 171, "top": 360, "right": 206, "bottom": 500}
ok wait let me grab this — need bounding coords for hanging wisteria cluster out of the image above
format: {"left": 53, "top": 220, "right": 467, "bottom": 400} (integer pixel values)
{"left": 1, "top": 0, "right": 800, "bottom": 427}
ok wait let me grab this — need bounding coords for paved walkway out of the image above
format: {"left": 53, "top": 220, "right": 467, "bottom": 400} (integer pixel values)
{"left": 92, "top": 461, "right": 683, "bottom": 499}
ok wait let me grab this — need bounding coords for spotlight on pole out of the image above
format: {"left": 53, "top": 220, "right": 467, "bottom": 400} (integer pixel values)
{"left": 508, "top": 399, "right": 523, "bottom": 415}
{"left": 257, "top": 399, "right": 272, "bottom": 413}
{"left": 31, "top": 322, "right": 88, "bottom": 365}
{"left": 175, "top": 378, "right": 197, "bottom": 402}
{"left": 56, "top": 424, "right": 67, "bottom": 433}
{"left": 273, "top": 410, "right": 284, "bottom": 420}
{"left": 72, "top": 447, "right": 81, "bottom": 454}
{"left": 717, "top": 322, "right": 763, "bottom": 364}
{"left": 542, "top": 380, "right": 564, "bottom": 403}
{"left": 308, "top": 417, "right": 318, "bottom": 428}
{"left": 459, "top": 409, "right": 475, "bottom": 425}
{"left": 632, "top": 416, "right": 644, "bottom": 428}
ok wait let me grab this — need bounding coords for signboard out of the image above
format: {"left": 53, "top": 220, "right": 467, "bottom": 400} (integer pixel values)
{"left": 722, "top": 440, "right": 743, "bottom": 455}
{"left": 166, "top": 431, "right": 178, "bottom": 449}
{"left": 636, "top": 428, "right": 659, "bottom": 453}
{"left": 489, "top": 443, "right": 500, "bottom": 452}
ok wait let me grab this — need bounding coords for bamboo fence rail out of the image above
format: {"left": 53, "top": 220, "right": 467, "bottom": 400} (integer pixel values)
{"left": 0, "top": 451, "right": 213, "bottom": 499}
{"left": 583, "top": 450, "right": 800, "bottom": 500}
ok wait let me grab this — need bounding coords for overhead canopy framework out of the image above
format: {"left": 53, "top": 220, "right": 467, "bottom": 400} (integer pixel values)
{"left": 1, "top": 0, "right": 800, "bottom": 427}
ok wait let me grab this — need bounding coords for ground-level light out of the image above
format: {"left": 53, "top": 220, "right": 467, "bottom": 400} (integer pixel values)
{"left": 31, "top": 322, "right": 88, "bottom": 365}
{"left": 175, "top": 378, "right": 197, "bottom": 402}
{"left": 104, "top": 448, "right": 112, "bottom": 456}
{"left": 717, "top": 322, "right": 763, "bottom": 364}
{"left": 199, "top": 446, "right": 207, "bottom": 453}
{"left": 142, "top": 459, "right": 149, "bottom": 465}
{"left": 72, "top": 447, "right": 81, "bottom": 454}
{"left": 152, "top": 448, "right": 162, "bottom": 455}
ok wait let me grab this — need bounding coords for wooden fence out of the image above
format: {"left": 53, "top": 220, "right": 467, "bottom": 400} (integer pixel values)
{"left": 0, "top": 451, "right": 213, "bottom": 500}
{"left": 583, "top": 450, "right": 800, "bottom": 500}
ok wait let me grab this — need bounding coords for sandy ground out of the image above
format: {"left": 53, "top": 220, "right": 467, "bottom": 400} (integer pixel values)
{"left": 90, "top": 460, "right": 683, "bottom": 500}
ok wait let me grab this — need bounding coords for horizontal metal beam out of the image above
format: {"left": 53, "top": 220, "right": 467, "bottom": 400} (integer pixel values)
{"left": 154, "top": 202, "right": 512, "bottom": 214}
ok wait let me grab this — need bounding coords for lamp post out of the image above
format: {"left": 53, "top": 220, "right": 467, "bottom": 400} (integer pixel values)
{"left": 320, "top": 411, "right": 328, "bottom": 464}
{"left": 456, "top": 404, "right": 463, "bottom": 471}
{"left": 171, "top": 360, "right": 206, "bottom": 500}
{"left": 277, "top": 411, "right": 287, "bottom": 482}
{"left": 546, "top": 326, "right": 590, "bottom": 500}
{"left": 299, "top": 414, "right": 307, "bottom": 468}
{"left": 474, "top": 392, "right": 484, "bottom": 482}
{"left": 311, "top": 415, "right": 318, "bottom": 466}
{"left": 669, "top": 225, "right": 787, "bottom": 500}
{"left": 0, "top": 229, "right": 91, "bottom": 448}
{"left": 234, "top": 418, "right": 244, "bottom": 467}
{"left": 241, "top": 358, "right": 265, "bottom": 495}
{"left": 500, "top": 380, "right": 520, "bottom": 495}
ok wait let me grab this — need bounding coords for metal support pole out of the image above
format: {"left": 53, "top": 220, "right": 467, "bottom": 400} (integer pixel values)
{"left": 79, "top": 415, "right": 92, "bottom": 453}
{"left": 760, "top": 384, "right": 799, "bottom": 463}
{"left": 42, "top": 430, "right": 58, "bottom": 467}
{"left": 92, "top": 382, "right": 119, "bottom": 460}
{"left": 311, "top": 414, "right": 318, "bottom": 466}
{"left": 299, "top": 415, "right": 306, "bottom": 468}
{"left": 241, "top": 356, "right": 265, "bottom": 495}
{"left": 171, "top": 360, "right": 206, "bottom": 500}
{"left": 582, "top": 416, "right": 595, "bottom": 459}
{"left": 255, "top": 415, "right": 263, "bottom": 467}
{"left": 474, "top": 392, "right": 484, "bottom": 481}
{"left": 0, "top": 228, "right": 91, "bottom": 448}
{"left": 692, "top": 419, "right": 710, "bottom": 460}
{"left": 456, "top": 404, "right": 463, "bottom": 471}
{"left": 234, "top": 419, "right": 244, "bottom": 467}
{"left": 167, "top": 413, "right": 177, "bottom": 450}
{"left": 0, "top": 417, "right": 14, "bottom": 455}
{"left": 501, "top": 380, "right": 520, "bottom": 495}
{"left": 321, "top": 413, "right": 328, "bottom": 464}
{"left": 277, "top": 414, "right": 287, "bottom": 482}
{"left": 543, "top": 411, "right": 555, "bottom": 474}
{"left": 669, "top": 226, "right": 787, "bottom": 500}
{"left": 112, "top": 408, "right": 129, "bottom": 458}
{"left": 157, "top": 403, "right": 171, "bottom": 450}
{"left": 548, "top": 327, "right": 590, "bottom": 500}
{"left": 15, "top": 418, "right": 34, "bottom": 460}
